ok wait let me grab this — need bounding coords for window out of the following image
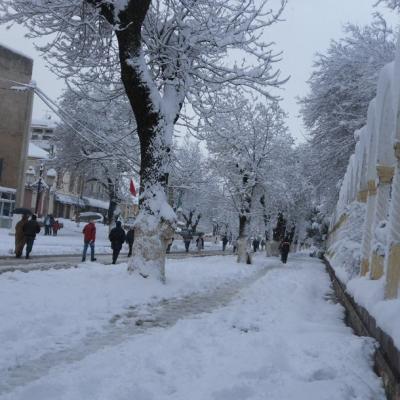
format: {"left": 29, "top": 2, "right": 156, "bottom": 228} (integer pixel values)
{"left": 42, "top": 135, "right": 52, "bottom": 140}
{"left": 45, "top": 129, "right": 53, "bottom": 134}
{"left": 32, "top": 128, "right": 43, "bottom": 133}
{"left": 31, "top": 134, "right": 39, "bottom": 140}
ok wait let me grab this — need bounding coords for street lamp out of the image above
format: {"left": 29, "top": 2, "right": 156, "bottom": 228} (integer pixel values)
{"left": 26, "top": 164, "right": 56, "bottom": 215}
{"left": 34, "top": 164, "right": 44, "bottom": 215}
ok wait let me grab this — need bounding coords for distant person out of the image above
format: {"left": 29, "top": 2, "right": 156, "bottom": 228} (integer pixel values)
{"left": 52, "top": 220, "right": 61, "bottom": 236}
{"left": 222, "top": 235, "right": 228, "bottom": 251}
{"left": 166, "top": 237, "right": 174, "bottom": 254}
{"left": 196, "top": 235, "right": 204, "bottom": 252}
{"left": 109, "top": 221, "right": 126, "bottom": 264}
{"left": 126, "top": 227, "right": 135, "bottom": 257}
{"left": 232, "top": 237, "right": 238, "bottom": 254}
{"left": 43, "top": 214, "right": 51, "bottom": 235}
{"left": 279, "top": 240, "right": 291, "bottom": 264}
{"left": 49, "top": 215, "right": 55, "bottom": 235}
{"left": 252, "top": 238, "right": 260, "bottom": 252}
{"left": 14, "top": 214, "right": 29, "bottom": 258}
{"left": 261, "top": 239, "right": 266, "bottom": 251}
{"left": 183, "top": 232, "right": 193, "bottom": 253}
{"left": 22, "top": 214, "right": 41, "bottom": 259}
{"left": 82, "top": 219, "right": 96, "bottom": 262}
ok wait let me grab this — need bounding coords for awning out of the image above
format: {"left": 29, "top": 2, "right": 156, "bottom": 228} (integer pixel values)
{"left": 0, "top": 186, "right": 16, "bottom": 194}
{"left": 54, "top": 192, "right": 86, "bottom": 207}
{"left": 83, "top": 196, "right": 109, "bottom": 210}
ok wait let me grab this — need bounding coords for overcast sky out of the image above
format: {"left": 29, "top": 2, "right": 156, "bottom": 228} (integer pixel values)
{"left": 0, "top": 0, "right": 397, "bottom": 141}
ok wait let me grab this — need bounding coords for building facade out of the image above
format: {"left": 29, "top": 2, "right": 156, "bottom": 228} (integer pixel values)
{"left": 0, "top": 44, "right": 33, "bottom": 228}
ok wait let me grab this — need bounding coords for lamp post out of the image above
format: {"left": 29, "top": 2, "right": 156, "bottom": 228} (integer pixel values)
{"left": 26, "top": 164, "right": 56, "bottom": 216}
{"left": 34, "top": 164, "right": 44, "bottom": 215}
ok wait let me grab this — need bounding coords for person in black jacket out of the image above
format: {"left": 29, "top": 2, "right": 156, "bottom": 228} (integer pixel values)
{"left": 279, "top": 239, "right": 291, "bottom": 264}
{"left": 22, "top": 214, "right": 41, "bottom": 259}
{"left": 126, "top": 227, "right": 135, "bottom": 257}
{"left": 109, "top": 221, "right": 126, "bottom": 264}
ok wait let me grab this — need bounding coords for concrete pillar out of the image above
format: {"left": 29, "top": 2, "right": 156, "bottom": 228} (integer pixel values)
{"left": 360, "top": 180, "right": 377, "bottom": 276}
{"left": 385, "top": 143, "right": 400, "bottom": 298}
{"left": 369, "top": 165, "right": 394, "bottom": 279}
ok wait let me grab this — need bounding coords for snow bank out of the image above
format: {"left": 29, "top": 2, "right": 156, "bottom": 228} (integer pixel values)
{"left": 327, "top": 202, "right": 366, "bottom": 283}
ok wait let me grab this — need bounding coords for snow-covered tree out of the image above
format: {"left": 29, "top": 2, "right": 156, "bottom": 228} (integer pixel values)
{"left": 0, "top": 0, "right": 287, "bottom": 280}
{"left": 52, "top": 88, "right": 139, "bottom": 224}
{"left": 299, "top": 17, "right": 396, "bottom": 211}
{"left": 200, "top": 95, "right": 291, "bottom": 263}
{"left": 376, "top": 0, "right": 400, "bottom": 11}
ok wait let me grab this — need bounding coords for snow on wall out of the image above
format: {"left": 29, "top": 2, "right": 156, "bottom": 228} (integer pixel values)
{"left": 328, "top": 35, "right": 400, "bottom": 350}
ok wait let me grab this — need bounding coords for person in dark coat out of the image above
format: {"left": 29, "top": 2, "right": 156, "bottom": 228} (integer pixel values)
{"left": 22, "top": 214, "right": 41, "bottom": 259}
{"left": 279, "top": 240, "right": 291, "bottom": 264}
{"left": 222, "top": 235, "right": 228, "bottom": 251}
{"left": 82, "top": 220, "right": 96, "bottom": 262}
{"left": 252, "top": 238, "right": 260, "bottom": 252}
{"left": 15, "top": 214, "right": 29, "bottom": 258}
{"left": 109, "top": 221, "right": 126, "bottom": 264}
{"left": 183, "top": 232, "right": 193, "bottom": 253}
{"left": 126, "top": 227, "right": 135, "bottom": 257}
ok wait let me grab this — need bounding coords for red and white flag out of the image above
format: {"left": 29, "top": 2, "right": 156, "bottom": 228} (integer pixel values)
{"left": 129, "top": 178, "right": 137, "bottom": 197}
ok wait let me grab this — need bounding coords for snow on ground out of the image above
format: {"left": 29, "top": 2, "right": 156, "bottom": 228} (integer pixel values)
{"left": 0, "top": 218, "right": 223, "bottom": 257}
{"left": 0, "top": 253, "right": 384, "bottom": 399}
{"left": 0, "top": 219, "right": 112, "bottom": 257}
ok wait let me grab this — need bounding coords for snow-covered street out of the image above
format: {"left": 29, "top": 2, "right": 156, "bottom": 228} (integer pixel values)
{"left": 0, "top": 253, "right": 384, "bottom": 399}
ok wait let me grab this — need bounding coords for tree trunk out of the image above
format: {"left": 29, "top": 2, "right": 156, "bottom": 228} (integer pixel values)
{"left": 113, "top": 6, "right": 175, "bottom": 282}
{"left": 237, "top": 214, "right": 251, "bottom": 264}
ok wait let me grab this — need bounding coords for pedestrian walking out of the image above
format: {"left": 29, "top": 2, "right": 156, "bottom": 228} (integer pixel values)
{"left": 14, "top": 214, "right": 29, "bottom": 258}
{"left": 166, "top": 237, "right": 174, "bottom": 253}
{"left": 52, "top": 220, "right": 61, "bottom": 236}
{"left": 109, "top": 221, "right": 126, "bottom": 264}
{"left": 222, "top": 235, "right": 228, "bottom": 251}
{"left": 49, "top": 215, "right": 55, "bottom": 235}
{"left": 261, "top": 239, "right": 266, "bottom": 251}
{"left": 22, "top": 214, "right": 41, "bottom": 259}
{"left": 126, "top": 226, "right": 135, "bottom": 257}
{"left": 183, "top": 232, "right": 193, "bottom": 253}
{"left": 252, "top": 238, "right": 260, "bottom": 252}
{"left": 82, "top": 220, "right": 96, "bottom": 262}
{"left": 232, "top": 237, "right": 238, "bottom": 254}
{"left": 279, "top": 239, "right": 291, "bottom": 264}
{"left": 43, "top": 214, "right": 51, "bottom": 235}
{"left": 196, "top": 235, "right": 204, "bottom": 252}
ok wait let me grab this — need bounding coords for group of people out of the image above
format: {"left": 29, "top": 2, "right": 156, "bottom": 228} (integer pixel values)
{"left": 14, "top": 214, "right": 41, "bottom": 259}
{"left": 81, "top": 220, "right": 135, "bottom": 264}
{"left": 43, "top": 214, "right": 61, "bottom": 236}
{"left": 14, "top": 213, "right": 62, "bottom": 259}
{"left": 183, "top": 233, "right": 204, "bottom": 253}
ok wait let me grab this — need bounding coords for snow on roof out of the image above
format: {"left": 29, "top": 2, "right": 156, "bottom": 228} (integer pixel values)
{"left": 0, "top": 186, "right": 16, "bottom": 193}
{"left": 83, "top": 197, "right": 109, "bottom": 210}
{"left": 54, "top": 192, "right": 86, "bottom": 207}
{"left": 28, "top": 142, "right": 49, "bottom": 159}
{"left": 31, "top": 117, "right": 57, "bottom": 129}
{"left": 0, "top": 42, "right": 33, "bottom": 61}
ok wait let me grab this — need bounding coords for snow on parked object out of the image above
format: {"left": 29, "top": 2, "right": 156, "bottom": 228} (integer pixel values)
{"left": 0, "top": 254, "right": 384, "bottom": 399}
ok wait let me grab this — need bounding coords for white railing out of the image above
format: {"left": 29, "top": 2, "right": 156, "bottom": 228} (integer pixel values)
{"left": 328, "top": 36, "right": 400, "bottom": 299}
